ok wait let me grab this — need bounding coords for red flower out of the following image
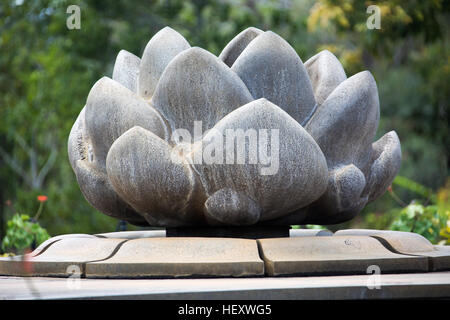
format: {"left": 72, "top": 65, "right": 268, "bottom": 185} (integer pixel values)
{"left": 37, "top": 195, "right": 48, "bottom": 202}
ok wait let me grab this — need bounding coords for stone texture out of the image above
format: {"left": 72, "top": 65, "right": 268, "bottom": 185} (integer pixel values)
{"left": 362, "top": 132, "right": 402, "bottom": 202}
{"left": 258, "top": 236, "right": 428, "bottom": 276}
{"left": 68, "top": 77, "right": 168, "bottom": 225}
{"left": 67, "top": 104, "right": 146, "bottom": 225}
{"left": 193, "top": 99, "right": 328, "bottom": 225}
{"left": 150, "top": 47, "right": 253, "bottom": 138}
{"left": 112, "top": 50, "right": 140, "bottom": 92}
{"left": 2, "top": 232, "right": 446, "bottom": 280}
{"left": 306, "top": 71, "right": 380, "bottom": 173}
{"left": 86, "top": 77, "right": 167, "bottom": 165}
{"left": 219, "top": 27, "right": 263, "bottom": 67}
{"left": 86, "top": 238, "right": 264, "bottom": 278}
{"left": 232, "top": 31, "right": 316, "bottom": 125}
{"left": 304, "top": 71, "right": 396, "bottom": 224}
{"left": 0, "top": 238, "right": 125, "bottom": 277}
{"left": 204, "top": 188, "right": 261, "bottom": 225}
{"left": 106, "top": 126, "right": 196, "bottom": 227}
{"left": 335, "top": 229, "right": 450, "bottom": 271}
{"left": 305, "top": 50, "right": 347, "bottom": 105}
{"left": 106, "top": 99, "right": 328, "bottom": 226}
{"left": 138, "top": 27, "right": 190, "bottom": 99}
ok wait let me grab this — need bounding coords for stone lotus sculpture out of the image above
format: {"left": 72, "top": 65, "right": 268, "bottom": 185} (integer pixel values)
{"left": 68, "top": 27, "right": 401, "bottom": 227}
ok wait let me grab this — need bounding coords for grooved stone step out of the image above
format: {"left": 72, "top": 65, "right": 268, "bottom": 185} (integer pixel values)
{"left": 257, "top": 236, "right": 429, "bottom": 276}
{"left": 0, "top": 238, "right": 125, "bottom": 277}
{"left": 85, "top": 237, "right": 264, "bottom": 278}
{"left": 334, "top": 229, "right": 450, "bottom": 271}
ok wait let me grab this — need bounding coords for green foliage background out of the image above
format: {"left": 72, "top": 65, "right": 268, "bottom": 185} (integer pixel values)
{"left": 0, "top": 0, "right": 449, "bottom": 242}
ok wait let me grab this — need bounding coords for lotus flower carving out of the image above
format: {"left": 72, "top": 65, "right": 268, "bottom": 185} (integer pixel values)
{"left": 68, "top": 27, "right": 401, "bottom": 227}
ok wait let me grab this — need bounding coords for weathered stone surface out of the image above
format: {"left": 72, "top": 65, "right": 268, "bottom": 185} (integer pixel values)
{"left": 68, "top": 77, "right": 169, "bottom": 224}
{"left": 289, "top": 229, "right": 333, "bottom": 237}
{"left": 86, "top": 77, "right": 167, "bottom": 166}
{"left": 151, "top": 47, "right": 253, "bottom": 138}
{"left": 67, "top": 105, "right": 86, "bottom": 170}
{"left": 112, "top": 50, "right": 140, "bottom": 92}
{"left": 86, "top": 238, "right": 264, "bottom": 278}
{"left": 304, "top": 71, "right": 384, "bottom": 224}
{"left": 2, "top": 232, "right": 445, "bottom": 280}
{"left": 362, "top": 131, "right": 402, "bottom": 202}
{"left": 204, "top": 188, "right": 261, "bottom": 226}
{"left": 192, "top": 98, "right": 328, "bottom": 224}
{"left": 305, "top": 50, "right": 347, "bottom": 105}
{"left": 435, "top": 245, "right": 450, "bottom": 252}
{"left": 258, "top": 236, "right": 428, "bottom": 276}
{"left": 107, "top": 97, "right": 330, "bottom": 227}
{"left": 219, "top": 27, "right": 263, "bottom": 67}
{"left": 138, "top": 27, "right": 190, "bottom": 99}
{"left": 306, "top": 71, "right": 380, "bottom": 171}
{"left": 0, "top": 238, "right": 125, "bottom": 277}
{"left": 67, "top": 104, "right": 146, "bottom": 225}
{"left": 106, "top": 126, "right": 196, "bottom": 227}
{"left": 335, "top": 229, "right": 450, "bottom": 271}
{"left": 232, "top": 31, "right": 316, "bottom": 125}
{"left": 71, "top": 160, "right": 147, "bottom": 225}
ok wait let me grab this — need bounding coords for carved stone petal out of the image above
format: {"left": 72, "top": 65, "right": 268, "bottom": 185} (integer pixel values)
{"left": 363, "top": 131, "right": 402, "bottom": 202}
{"left": 112, "top": 50, "right": 140, "bottom": 92}
{"left": 204, "top": 188, "right": 261, "bottom": 226}
{"left": 85, "top": 77, "right": 167, "bottom": 169}
{"left": 138, "top": 27, "right": 190, "bottom": 99}
{"left": 192, "top": 98, "right": 328, "bottom": 222}
{"left": 150, "top": 47, "right": 253, "bottom": 138}
{"left": 106, "top": 126, "right": 196, "bottom": 227}
{"left": 74, "top": 161, "right": 147, "bottom": 225}
{"left": 219, "top": 27, "right": 263, "bottom": 67}
{"left": 304, "top": 50, "right": 347, "bottom": 105}
{"left": 305, "top": 71, "right": 380, "bottom": 172}
{"left": 231, "top": 31, "right": 316, "bottom": 125}
{"left": 305, "top": 164, "right": 369, "bottom": 225}
{"left": 68, "top": 104, "right": 147, "bottom": 225}
{"left": 68, "top": 105, "right": 86, "bottom": 170}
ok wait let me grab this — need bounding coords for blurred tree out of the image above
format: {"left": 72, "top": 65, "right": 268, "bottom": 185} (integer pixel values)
{"left": 0, "top": 0, "right": 119, "bottom": 236}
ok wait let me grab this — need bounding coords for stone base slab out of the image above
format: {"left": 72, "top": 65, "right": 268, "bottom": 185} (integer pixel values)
{"left": 0, "top": 230, "right": 449, "bottom": 279}
{"left": 258, "top": 236, "right": 428, "bottom": 276}
{"left": 0, "top": 238, "right": 125, "bottom": 277}
{"left": 335, "top": 229, "right": 450, "bottom": 271}
{"left": 86, "top": 237, "right": 264, "bottom": 278}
